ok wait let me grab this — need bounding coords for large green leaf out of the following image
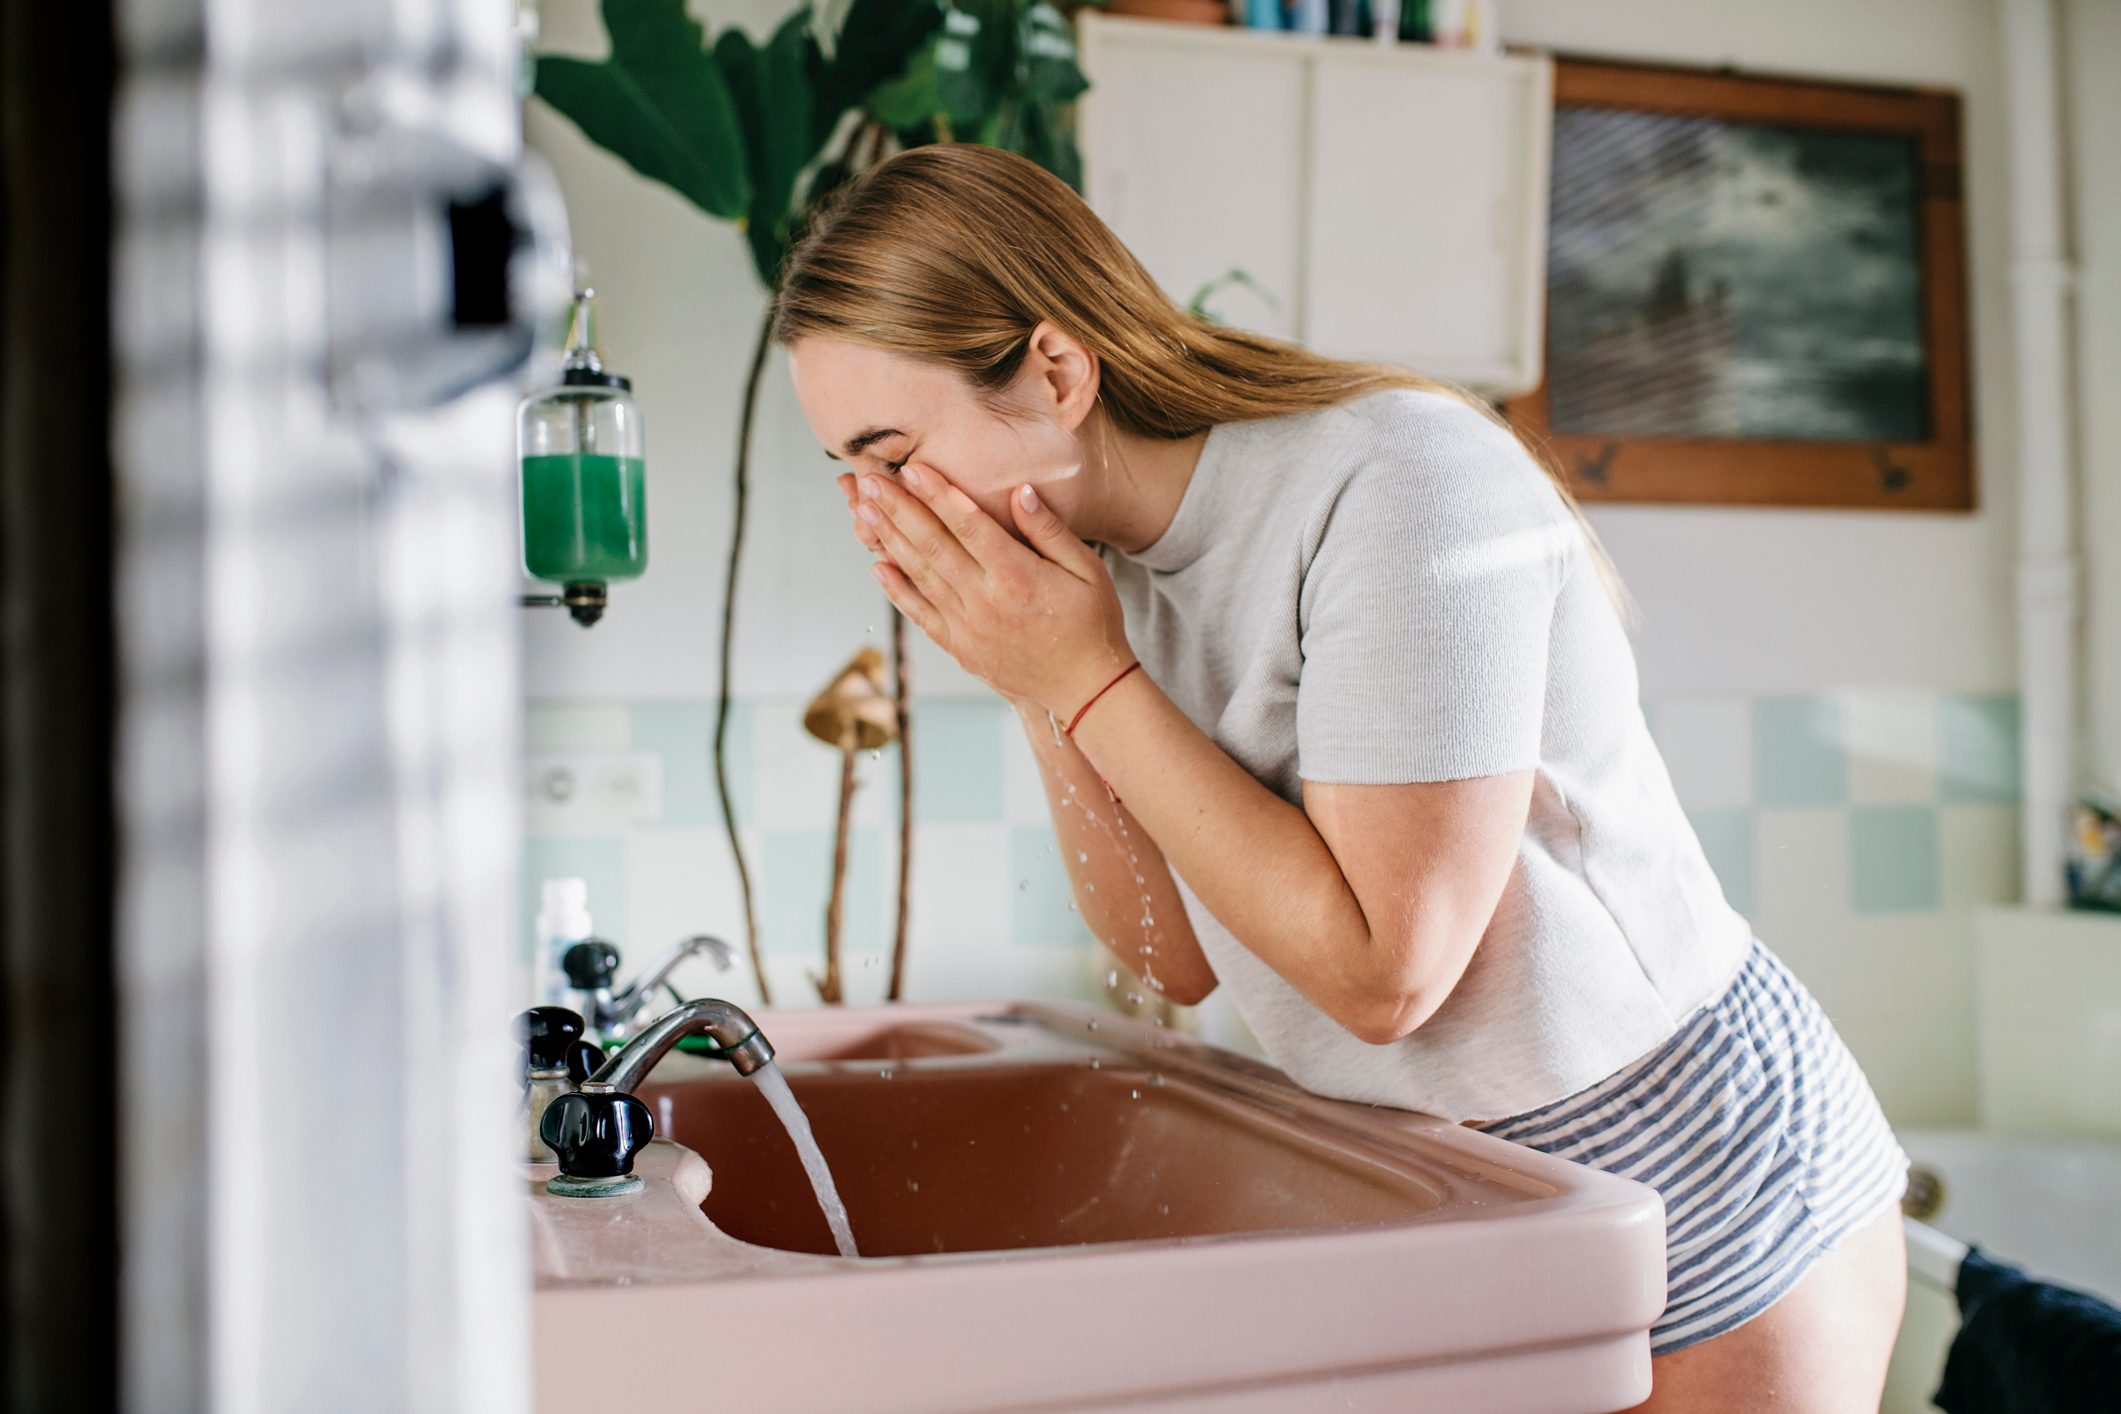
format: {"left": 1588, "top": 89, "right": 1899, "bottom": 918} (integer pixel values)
{"left": 532, "top": 0, "right": 750, "bottom": 220}
{"left": 1020, "top": 2, "right": 1087, "bottom": 106}
{"left": 829, "top": 0, "right": 947, "bottom": 113}
{"left": 865, "top": 43, "right": 942, "bottom": 130}
{"left": 935, "top": 0, "right": 1012, "bottom": 127}
{"left": 716, "top": 13, "right": 822, "bottom": 285}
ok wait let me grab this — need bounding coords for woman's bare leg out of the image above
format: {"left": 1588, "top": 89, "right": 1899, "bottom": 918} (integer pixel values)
{"left": 1626, "top": 1203, "right": 1907, "bottom": 1413}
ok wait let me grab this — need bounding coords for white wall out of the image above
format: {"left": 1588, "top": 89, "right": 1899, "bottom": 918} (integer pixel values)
{"left": 524, "top": 0, "right": 994, "bottom": 702}
{"left": 526, "top": 0, "right": 2025, "bottom": 704}
{"left": 1504, "top": 0, "right": 2021, "bottom": 697}
{"left": 2065, "top": 0, "right": 2121, "bottom": 793}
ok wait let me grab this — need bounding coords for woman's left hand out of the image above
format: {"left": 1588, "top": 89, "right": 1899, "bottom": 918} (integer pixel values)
{"left": 847, "top": 462, "right": 1137, "bottom": 723}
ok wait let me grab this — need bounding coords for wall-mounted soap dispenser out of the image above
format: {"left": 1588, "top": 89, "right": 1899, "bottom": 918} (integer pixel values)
{"left": 517, "top": 287, "right": 645, "bottom": 627}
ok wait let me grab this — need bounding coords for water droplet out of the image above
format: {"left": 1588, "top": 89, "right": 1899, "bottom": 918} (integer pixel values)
{"left": 878, "top": 1067, "right": 894, "bottom": 1080}
{"left": 1089, "top": 1058, "right": 1101, "bottom": 1069}
{"left": 1085, "top": 883, "right": 1096, "bottom": 894}
{"left": 906, "top": 1178, "right": 920, "bottom": 1192}
{"left": 1130, "top": 1088, "right": 1141, "bottom": 1099}
{"left": 1087, "top": 1019, "right": 1099, "bottom": 1031}
{"left": 1059, "top": 1101, "right": 1069, "bottom": 1112}
{"left": 1126, "top": 991, "right": 1142, "bottom": 1006}
{"left": 1105, "top": 969, "right": 1118, "bottom": 987}
{"left": 1077, "top": 851, "right": 1089, "bottom": 863}
{"left": 1150, "top": 1073, "right": 1164, "bottom": 1085}
{"left": 1017, "top": 878, "right": 1028, "bottom": 890}
{"left": 1135, "top": 874, "right": 1145, "bottom": 884}
{"left": 1066, "top": 901, "right": 1077, "bottom": 912}
{"left": 1153, "top": 1016, "right": 1166, "bottom": 1026}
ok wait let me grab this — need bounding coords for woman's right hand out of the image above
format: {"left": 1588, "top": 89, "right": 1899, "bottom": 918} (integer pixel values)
{"left": 845, "top": 470, "right": 1048, "bottom": 716}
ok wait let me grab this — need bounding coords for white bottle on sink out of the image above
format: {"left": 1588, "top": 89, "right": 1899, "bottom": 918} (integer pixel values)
{"left": 534, "top": 878, "right": 594, "bottom": 1009}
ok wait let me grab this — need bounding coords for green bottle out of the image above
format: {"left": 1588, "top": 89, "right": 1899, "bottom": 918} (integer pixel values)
{"left": 517, "top": 289, "right": 645, "bottom": 626}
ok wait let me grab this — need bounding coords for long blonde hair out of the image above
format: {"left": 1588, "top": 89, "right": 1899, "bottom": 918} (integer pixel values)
{"left": 769, "top": 143, "right": 1632, "bottom": 621}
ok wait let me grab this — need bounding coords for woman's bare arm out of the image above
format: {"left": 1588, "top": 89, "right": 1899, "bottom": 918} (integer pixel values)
{"left": 1008, "top": 695, "right": 1217, "bottom": 1006}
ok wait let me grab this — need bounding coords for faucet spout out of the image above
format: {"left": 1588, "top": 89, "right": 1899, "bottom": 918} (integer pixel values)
{"left": 612, "top": 934, "right": 733, "bottom": 1015}
{"left": 587, "top": 996, "right": 775, "bottom": 1092}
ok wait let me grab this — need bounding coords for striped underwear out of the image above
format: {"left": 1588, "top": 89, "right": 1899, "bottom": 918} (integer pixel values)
{"left": 1476, "top": 938, "right": 1910, "bottom": 1355}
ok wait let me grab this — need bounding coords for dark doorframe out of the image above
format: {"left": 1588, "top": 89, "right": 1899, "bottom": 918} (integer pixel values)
{"left": 1, "top": 0, "right": 121, "bottom": 1406}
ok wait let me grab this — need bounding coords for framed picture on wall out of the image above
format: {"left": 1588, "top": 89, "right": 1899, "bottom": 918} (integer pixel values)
{"left": 1502, "top": 57, "right": 1974, "bottom": 511}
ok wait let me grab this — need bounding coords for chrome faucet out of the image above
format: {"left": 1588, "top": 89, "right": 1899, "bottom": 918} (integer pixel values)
{"left": 538, "top": 997, "right": 774, "bottom": 1197}
{"left": 561, "top": 933, "right": 737, "bottom": 1043}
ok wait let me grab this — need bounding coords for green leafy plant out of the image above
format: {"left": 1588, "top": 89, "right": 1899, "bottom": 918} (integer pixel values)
{"left": 533, "top": 0, "right": 1093, "bottom": 1005}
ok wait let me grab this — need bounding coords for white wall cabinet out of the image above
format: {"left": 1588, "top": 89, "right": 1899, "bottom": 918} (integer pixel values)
{"left": 1075, "top": 13, "right": 1553, "bottom": 397}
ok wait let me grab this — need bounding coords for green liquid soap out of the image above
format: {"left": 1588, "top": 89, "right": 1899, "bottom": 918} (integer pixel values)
{"left": 521, "top": 453, "right": 648, "bottom": 583}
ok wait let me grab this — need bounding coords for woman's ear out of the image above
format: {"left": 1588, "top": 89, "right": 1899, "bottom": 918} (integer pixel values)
{"left": 1024, "top": 318, "right": 1100, "bottom": 433}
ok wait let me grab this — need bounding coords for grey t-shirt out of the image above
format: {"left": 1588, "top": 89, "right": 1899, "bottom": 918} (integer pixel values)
{"left": 1096, "top": 386, "right": 1754, "bottom": 1122}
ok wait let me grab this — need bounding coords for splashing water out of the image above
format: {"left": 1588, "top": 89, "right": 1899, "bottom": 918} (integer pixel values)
{"left": 748, "top": 1060, "right": 859, "bottom": 1258}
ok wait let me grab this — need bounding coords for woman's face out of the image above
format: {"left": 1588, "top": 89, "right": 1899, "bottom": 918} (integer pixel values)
{"left": 787, "top": 335, "right": 1087, "bottom": 546}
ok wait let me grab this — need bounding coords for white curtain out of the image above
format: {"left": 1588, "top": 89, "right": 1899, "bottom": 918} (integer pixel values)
{"left": 112, "top": 1, "right": 532, "bottom": 1408}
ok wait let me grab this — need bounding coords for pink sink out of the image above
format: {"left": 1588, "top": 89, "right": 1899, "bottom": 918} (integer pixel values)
{"left": 529, "top": 1000, "right": 1665, "bottom": 1413}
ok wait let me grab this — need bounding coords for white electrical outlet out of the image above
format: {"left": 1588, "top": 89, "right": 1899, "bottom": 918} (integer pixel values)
{"left": 525, "top": 751, "right": 664, "bottom": 835}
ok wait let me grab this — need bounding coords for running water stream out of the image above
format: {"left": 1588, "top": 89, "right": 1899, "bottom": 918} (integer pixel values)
{"left": 747, "top": 1059, "right": 860, "bottom": 1258}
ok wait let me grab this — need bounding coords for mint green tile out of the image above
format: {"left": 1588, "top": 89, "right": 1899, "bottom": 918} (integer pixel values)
{"left": 909, "top": 698, "right": 1005, "bottom": 823}
{"left": 523, "top": 836, "right": 628, "bottom": 961}
{"left": 1849, "top": 805, "right": 1941, "bottom": 913}
{"left": 1688, "top": 808, "right": 1756, "bottom": 917}
{"left": 629, "top": 700, "right": 754, "bottom": 829}
{"left": 1753, "top": 697, "right": 1847, "bottom": 807}
{"left": 1011, "top": 824, "right": 1094, "bottom": 948}
{"left": 759, "top": 825, "right": 886, "bottom": 957}
{"left": 1938, "top": 695, "right": 2021, "bottom": 803}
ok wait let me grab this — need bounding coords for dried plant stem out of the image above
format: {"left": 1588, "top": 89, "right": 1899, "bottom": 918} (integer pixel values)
{"left": 712, "top": 116, "right": 882, "bottom": 1007}
{"left": 887, "top": 608, "right": 913, "bottom": 1001}
{"left": 817, "top": 740, "right": 858, "bottom": 1005}
{"left": 714, "top": 308, "right": 774, "bottom": 1004}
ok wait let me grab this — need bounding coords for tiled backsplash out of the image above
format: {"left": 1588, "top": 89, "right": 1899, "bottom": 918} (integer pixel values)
{"left": 525, "top": 690, "right": 2023, "bottom": 1126}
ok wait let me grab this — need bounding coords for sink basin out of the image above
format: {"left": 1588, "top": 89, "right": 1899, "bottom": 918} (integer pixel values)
{"left": 645, "top": 1063, "right": 1452, "bottom": 1256}
{"left": 530, "top": 1000, "right": 1665, "bottom": 1413}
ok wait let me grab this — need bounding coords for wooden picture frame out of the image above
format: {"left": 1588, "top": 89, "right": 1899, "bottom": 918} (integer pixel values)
{"left": 1502, "top": 56, "right": 1974, "bottom": 511}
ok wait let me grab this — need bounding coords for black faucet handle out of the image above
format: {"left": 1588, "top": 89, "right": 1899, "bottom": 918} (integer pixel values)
{"left": 562, "top": 938, "right": 621, "bottom": 991}
{"left": 540, "top": 1088, "right": 654, "bottom": 1181}
{"left": 516, "top": 1005, "right": 586, "bottom": 1071}
{"left": 566, "top": 1038, "right": 606, "bottom": 1085}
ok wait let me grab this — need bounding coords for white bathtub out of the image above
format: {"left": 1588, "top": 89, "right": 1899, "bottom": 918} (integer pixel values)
{"left": 1882, "top": 1128, "right": 2121, "bottom": 1414}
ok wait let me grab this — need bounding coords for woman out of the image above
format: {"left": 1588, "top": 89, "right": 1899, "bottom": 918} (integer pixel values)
{"left": 771, "top": 143, "right": 1908, "bottom": 1411}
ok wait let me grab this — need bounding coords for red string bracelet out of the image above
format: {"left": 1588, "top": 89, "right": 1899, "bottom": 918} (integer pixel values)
{"left": 1064, "top": 660, "right": 1141, "bottom": 736}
